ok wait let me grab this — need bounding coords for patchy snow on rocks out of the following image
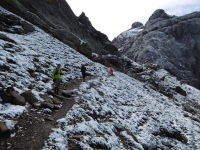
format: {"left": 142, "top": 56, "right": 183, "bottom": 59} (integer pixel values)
{"left": 0, "top": 6, "right": 108, "bottom": 132}
{"left": 117, "top": 28, "right": 143, "bottom": 41}
{"left": 0, "top": 103, "right": 26, "bottom": 118}
{"left": 43, "top": 71, "right": 200, "bottom": 150}
{"left": 0, "top": 6, "right": 200, "bottom": 150}
{"left": 112, "top": 27, "right": 143, "bottom": 52}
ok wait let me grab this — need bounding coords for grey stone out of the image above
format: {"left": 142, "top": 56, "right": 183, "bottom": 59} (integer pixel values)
{"left": 21, "top": 90, "right": 38, "bottom": 104}
{"left": 132, "top": 22, "right": 144, "bottom": 29}
{"left": 1, "top": 87, "right": 26, "bottom": 106}
{"left": 121, "top": 9, "right": 200, "bottom": 89}
{"left": 44, "top": 117, "right": 54, "bottom": 121}
{"left": 41, "top": 102, "right": 54, "bottom": 110}
{"left": 62, "top": 90, "right": 77, "bottom": 97}
{"left": 53, "top": 97, "right": 62, "bottom": 104}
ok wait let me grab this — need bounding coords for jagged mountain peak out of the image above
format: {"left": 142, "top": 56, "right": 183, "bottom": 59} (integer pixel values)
{"left": 120, "top": 10, "right": 200, "bottom": 89}
{"left": 78, "top": 12, "right": 94, "bottom": 30}
{"left": 131, "top": 21, "right": 144, "bottom": 29}
{"left": 112, "top": 22, "right": 143, "bottom": 51}
{"left": 149, "top": 9, "right": 171, "bottom": 20}
{"left": 145, "top": 9, "right": 174, "bottom": 27}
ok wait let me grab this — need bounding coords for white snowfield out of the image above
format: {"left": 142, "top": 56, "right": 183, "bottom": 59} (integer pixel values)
{"left": 114, "top": 27, "right": 143, "bottom": 52}
{"left": 0, "top": 6, "right": 200, "bottom": 150}
{"left": 43, "top": 72, "right": 200, "bottom": 150}
{"left": 117, "top": 28, "right": 143, "bottom": 41}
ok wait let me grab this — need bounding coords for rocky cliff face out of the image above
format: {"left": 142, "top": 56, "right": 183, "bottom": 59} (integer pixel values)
{"left": 0, "top": 0, "right": 119, "bottom": 61}
{"left": 112, "top": 22, "right": 144, "bottom": 51}
{"left": 121, "top": 9, "right": 200, "bottom": 89}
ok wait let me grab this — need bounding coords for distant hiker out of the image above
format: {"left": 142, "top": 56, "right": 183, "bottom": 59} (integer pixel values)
{"left": 81, "top": 65, "right": 86, "bottom": 82}
{"left": 109, "top": 67, "right": 113, "bottom": 75}
{"left": 52, "top": 64, "right": 62, "bottom": 95}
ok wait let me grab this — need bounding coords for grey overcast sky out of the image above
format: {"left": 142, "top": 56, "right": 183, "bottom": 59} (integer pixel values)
{"left": 66, "top": 0, "right": 200, "bottom": 41}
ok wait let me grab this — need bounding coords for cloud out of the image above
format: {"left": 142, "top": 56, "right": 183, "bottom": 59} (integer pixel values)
{"left": 66, "top": 0, "right": 200, "bottom": 40}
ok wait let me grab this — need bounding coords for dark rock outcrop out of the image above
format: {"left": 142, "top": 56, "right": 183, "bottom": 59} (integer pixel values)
{"left": 52, "top": 97, "right": 61, "bottom": 104}
{"left": 131, "top": 22, "right": 144, "bottom": 29}
{"left": 152, "top": 125, "right": 188, "bottom": 144}
{"left": 78, "top": 12, "right": 95, "bottom": 31}
{"left": 62, "top": 90, "right": 77, "bottom": 98}
{"left": 0, "top": 87, "right": 26, "bottom": 106}
{"left": 0, "top": 0, "right": 119, "bottom": 61}
{"left": 145, "top": 9, "right": 173, "bottom": 28}
{"left": 121, "top": 9, "right": 200, "bottom": 89}
{"left": 0, "top": 13, "right": 35, "bottom": 34}
{"left": 21, "top": 90, "right": 38, "bottom": 104}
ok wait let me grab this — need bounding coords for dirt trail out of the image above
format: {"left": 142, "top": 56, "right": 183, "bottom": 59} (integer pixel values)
{"left": 0, "top": 76, "right": 96, "bottom": 150}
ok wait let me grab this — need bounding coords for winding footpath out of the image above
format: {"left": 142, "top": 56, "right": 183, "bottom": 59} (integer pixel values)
{"left": 0, "top": 77, "right": 95, "bottom": 150}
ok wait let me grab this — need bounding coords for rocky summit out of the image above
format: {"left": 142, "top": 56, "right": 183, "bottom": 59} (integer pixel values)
{"left": 0, "top": 1, "right": 200, "bottom": 150}
{"left": 117, "top": 9, "right": 200, "bottom": 90}
{"left": 112, "top": 22, "right": 144, "bottom": 51}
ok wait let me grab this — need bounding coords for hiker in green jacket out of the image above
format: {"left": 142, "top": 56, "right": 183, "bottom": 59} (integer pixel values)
{"left": 52, "top": 64, "right": 62, "bottom": 95}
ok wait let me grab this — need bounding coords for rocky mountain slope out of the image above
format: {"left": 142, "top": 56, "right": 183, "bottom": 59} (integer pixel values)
{"left": 0, "top": 0, "right": 120, "bottom": 67}
{"left": 112, "top": 22, "right": 144, "bottom": 51}
{"left": 118, "top": 9, "right": 200, "bottom": 90}
{"left": 0, "top": 6, "right": 200, "bottom": 150}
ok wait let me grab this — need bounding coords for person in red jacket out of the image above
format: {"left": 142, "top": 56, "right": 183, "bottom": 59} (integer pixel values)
{"left": 110, "top": 67, "right": 113, "bottom": 75}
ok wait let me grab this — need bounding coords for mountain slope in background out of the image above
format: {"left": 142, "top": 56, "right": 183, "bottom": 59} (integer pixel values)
{"left": 112, "top": 22, "right": 144, "bottom": 51}
{"left": 0, "top": 6, "right": 200, "bottom": 150}
{"left": 117, "top": 9, "right": 200, "bottom": 90}
{"left": 0, "top": 0, "right": 120, "bottom": 67}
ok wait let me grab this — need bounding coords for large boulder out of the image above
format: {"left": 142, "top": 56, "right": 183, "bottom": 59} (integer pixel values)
{"left": 62, "top": 90, "right": 77, "bottom": 97}
{"left": 78, "top": 42, "right": 92, "bottom": 59}
{"left": 41, "top": 102, "right": 54, "bottom": 109}
{"left": 112, "top": 22, "right": 143, "bottom": 50}
{"left": 132, "top": 22, "right": 144, "bottom": 29}
{"left": 21, "top": 90, "right": 38, "bottom": 104}
{"left": 0, "top": 87, "right": 26, "bottom": 106}
{"left": 52, "top": 97, "right": 62, "bottom": 104}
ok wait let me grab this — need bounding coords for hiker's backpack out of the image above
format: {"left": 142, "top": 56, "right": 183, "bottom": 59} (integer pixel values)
{"left": 53, "top": 68, "right": 58, "bottom": 82}
{"left": 54, "top": 68, "right": 58, "bottom": 76}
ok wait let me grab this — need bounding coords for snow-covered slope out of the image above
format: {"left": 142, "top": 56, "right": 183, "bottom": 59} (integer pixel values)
{"left": 112, "top": 27, "right": 143, "bottom": 52}
{"left": 0, "top": 6, "right": 200, "bottom": 150}
{"left": 0, "top": 6, "right": 109, "bottom": 130}
{"left": 118, "top": 28, "right": 143, "bottom": 42}
{"left": 43, "top": 70, "right": 200, "bottom": 150}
